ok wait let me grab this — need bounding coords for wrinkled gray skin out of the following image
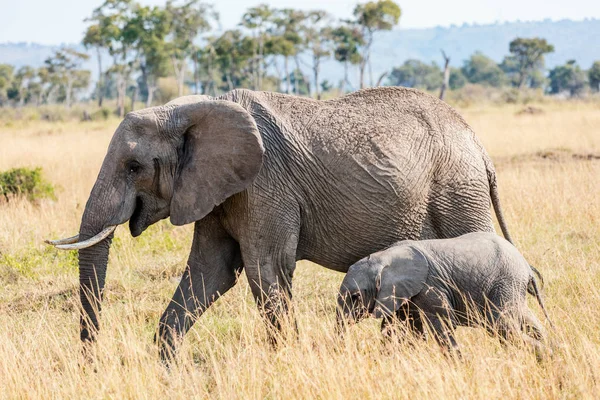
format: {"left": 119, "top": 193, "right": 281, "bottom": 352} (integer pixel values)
{"left": 337, "top": 232, "right": 550, "bottom": 356}
{"left": 73, "top": 87, "right": 515, "bottom": 359}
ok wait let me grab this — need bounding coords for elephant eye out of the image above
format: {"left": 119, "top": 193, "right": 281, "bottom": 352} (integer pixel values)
{"left": 127, "top": 161, "right": 142, "bottom": 174}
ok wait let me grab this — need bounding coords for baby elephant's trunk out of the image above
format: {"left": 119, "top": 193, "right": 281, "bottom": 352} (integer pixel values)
{"left": 527, "top": 273, "right": 554, "bottom": 329}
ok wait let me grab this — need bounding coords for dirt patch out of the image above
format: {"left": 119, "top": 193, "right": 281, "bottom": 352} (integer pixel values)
{"left": 495, "top": 148, "right": 600, "bottom": 166}
{"left": 2, "top": 287, "right": 77, "bottom": 314}
{"left": 516, "top": 106, "right": 544, "bottom": 116}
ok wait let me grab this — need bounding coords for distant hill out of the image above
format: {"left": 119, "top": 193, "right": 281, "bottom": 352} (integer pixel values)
{"left": 1, "top": 18, "right": 599, "bottom": 89}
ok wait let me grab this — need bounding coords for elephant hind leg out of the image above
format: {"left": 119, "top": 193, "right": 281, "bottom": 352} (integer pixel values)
{"left": 426, "top": 182, "right": 495, "bottom": 239}
{"left": 521, "top": 308, "right": 546, "bottom": 341}
{"left": 520, "top": 309, "right": 550, "bottom": 361}
{"left": 487, "top": 309, "right": 548, "bottom": 361}
{"left": 241, "top": 224, "right": 300, "bottom": 347}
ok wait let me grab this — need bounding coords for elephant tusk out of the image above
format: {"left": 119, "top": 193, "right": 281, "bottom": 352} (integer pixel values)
{"left": 52, "top": 226, "right": 117, "bottom": 250}
{"left": 44, "top": 234, "right": 80, "bottom": 246}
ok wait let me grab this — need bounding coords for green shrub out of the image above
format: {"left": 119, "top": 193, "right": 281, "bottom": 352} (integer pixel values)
{"left": 0, "top": 167, "right": 56, "bottom": 202}
{"left": 95, "top": 106, "right": 112, "bottom": 120}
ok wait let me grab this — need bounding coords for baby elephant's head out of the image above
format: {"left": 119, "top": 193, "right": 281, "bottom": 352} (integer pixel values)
{"left": 337, "top": 259, "right": 382, "bottom": 328}
{"left": 336, "top": 246, "right": 430, "bottom": 333}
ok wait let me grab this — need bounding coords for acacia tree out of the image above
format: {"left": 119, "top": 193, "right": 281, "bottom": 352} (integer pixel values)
{"left": 461, "top": 52, "right": 506, "bottom": 87}
{"left": 195, "top": 38, "right": 218, "bottom": 95}
{"left": 87, "top": 0, "right": 139, "bottom": 116}
{"left": 0, "top": 64, "right": 14, "bottom": 106}
{"left": 241, "top": 4, "right": 274, "bottom": 90}
{"left": 331, "top": 25, "right": 364, "bottom": 93}
{"left": 127, "top": 4, "right": 171, "bottom": 106}
{"left": 212, "top": 29, "right": 255, "bottom": 91}
{"left": 83, "top": 22, "right": 111, "bottom": 107}
{"left": 13, "top": 66, "right": 36, "bottom": 107}
{"left": 353, "top": 0, "right": 401, "bottom": 88}
{"left": 44, "top": 48, "right": 90, "bottom": 108}
{"left": 270, "top": 9, "right": 304, "bottom": 94}
{"left": 264, "top": 34, "right": 291, "bottom": 92}
{"left": 302, "top": 10, "right": 332, "bottom": 99}
{"left": 387, "top": 59, "right": 442, "bottom": 90}
{"left": 589, "top": 61, "right": 600, "bottom": 92}
{"left": 548, "top": 60, "right": 588, "bottom": 97}
{"left": 166, "top": 0, "right": 217, "bottom": 96}
{"left": 506, "top": 37, "right": 554, "bottom": 89}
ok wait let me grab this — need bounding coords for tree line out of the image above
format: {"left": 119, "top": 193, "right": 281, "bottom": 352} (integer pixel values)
{"left": 1, "top": 0, "right": 599, "bottom": 113}
{"left": 389, "top": 38, "right": 600, "bottom": 98}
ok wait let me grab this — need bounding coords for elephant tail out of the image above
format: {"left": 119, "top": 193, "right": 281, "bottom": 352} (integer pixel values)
{"left": 483, "top": 155, "right": 515, "bottom": 245}
{"left": 528, "top": 273, "right": 554, "bottom": 329}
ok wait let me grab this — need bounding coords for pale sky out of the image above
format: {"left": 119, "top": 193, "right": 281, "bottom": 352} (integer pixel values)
{"left": 1, "top": 0, "right": 599, "bottom": 45}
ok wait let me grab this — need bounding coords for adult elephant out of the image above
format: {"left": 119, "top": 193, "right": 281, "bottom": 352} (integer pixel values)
{"left": 47, "top": 87, "right": 514, "bottom": 359}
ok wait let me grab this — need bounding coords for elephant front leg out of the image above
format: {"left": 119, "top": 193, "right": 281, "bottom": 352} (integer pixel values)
{"left": 156, "top": 215, "right": 242, "bottom": 363}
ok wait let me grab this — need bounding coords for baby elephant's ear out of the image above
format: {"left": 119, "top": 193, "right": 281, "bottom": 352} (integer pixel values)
{"left": 373, "top": 247, "right": 429, "bottom": 318}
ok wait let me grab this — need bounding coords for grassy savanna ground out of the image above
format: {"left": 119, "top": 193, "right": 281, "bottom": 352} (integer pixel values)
{"left": 1, "top": 101, "right": 599, "bottom": 399}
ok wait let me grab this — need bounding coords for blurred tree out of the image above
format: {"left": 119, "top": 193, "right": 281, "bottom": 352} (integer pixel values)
{"left": 212, "top": 30, "right": 255, "bottom": 91}
{"left": 44, "top": 48, "right": 90, "bottom": 108}
{"left": 353, "top": 0, "right": 401, "bottom": 88}
{"left": 35, "top": 67, "right": 54, "bottom": 105}
{"left": 88, "top": 0, "right": 138, "bottom": 116}
{"left": 302, "top": 10, "right": 333, "bottom": 99}
{"left": 506, "top": 37, "right": 554, "bottom": 89}
{"left": 589, "top": 61, "right": 600, "bottom": 92}
{"left": 0, "top": 64, "right": 14, "bottom": 106}
{"left": 83, "top": 22, "right": 111, "bottom": 106}
{"left": 449, "top": 67, "right": 467, "bottom": 90}
{"left": 127, "top": 4, "right": 171, "bottom": 106}
{"left": 461, "top": 52, "right": 506, "bottom": 87}
{"left": 387, "top": 59, "right": 442, "bottom": 90}
{"left": 166, "top": 0, "right": 217, "bottom": 96}
{"left": 264, "top": 34, "right": 291, "bottom": 91}
{"left": 271, "top": 9, "right": 305, "bottom": 94}
{"left": 548, "top": 60, "right": 588, "bottom": 97}
{"left": 320, "top": 79, "right": 333, "bottom": 93}
{"left": 439, "top": 50, "right": 450, "bottom": 100}
{"left": 289, "top": 68, "right": 310, "bottom": 96}
{"left": 195, "top": 38, "right": 218, "bottom": 95}
{"left": 241, "top": 4, "right": 274, "bottom": 90}
{"left": 331, "top": 25, "right": 364, "bottom": 93}
{"left": 12, "top": 66, "right": 36, "bottom": 107}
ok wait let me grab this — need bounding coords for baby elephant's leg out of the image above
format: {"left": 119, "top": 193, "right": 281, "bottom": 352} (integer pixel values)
{"left": 490, "top": 309, "right": 547, "bottom": 361}
{"left": 380, "top": 303, "right": 409, "bottom": 341}
{"left": 424, "top": 311, "right": 461, "bottom": 357}
{"left": 521, "top": 308, "right": 545, "bottom": 341}
{"left": 520, "top": 309, "right": 549, "bottom": 361}
{"left": 380, "top": 304, "right": 427, "bottom": 343}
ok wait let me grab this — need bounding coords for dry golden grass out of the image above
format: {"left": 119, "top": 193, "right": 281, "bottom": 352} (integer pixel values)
{"left": 1, "top": 102, "right": 599, "bottom": 399}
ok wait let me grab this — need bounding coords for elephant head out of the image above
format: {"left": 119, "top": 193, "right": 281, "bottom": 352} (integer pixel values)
{"left": 372, "top": 247, "right": 429, "bottom": 318}
{"left": 46, "top": 95, "right": 264, "bottom": 343}
{"left": 336, "top": 259, "right": 383, "bottom": 330}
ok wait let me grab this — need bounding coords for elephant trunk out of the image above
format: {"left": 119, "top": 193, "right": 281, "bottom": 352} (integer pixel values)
{"left": 76, "top": 176, "right": 119, "bottom": 343}
{"left": 78, "top": 234, "right": 113, "bottom": 343}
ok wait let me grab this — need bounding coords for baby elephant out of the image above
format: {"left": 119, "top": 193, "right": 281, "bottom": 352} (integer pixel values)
{"left": 337, "top": 232, "right": 552, "bottom": 356}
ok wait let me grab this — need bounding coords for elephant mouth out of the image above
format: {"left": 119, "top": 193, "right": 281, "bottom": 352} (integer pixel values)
{"left": 129, "top": 196, "right": 146, "bottom": 237}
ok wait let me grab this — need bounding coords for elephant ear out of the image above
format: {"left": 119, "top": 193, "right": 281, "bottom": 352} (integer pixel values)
{"left": 373, "top": 247, "right": 430, "bottom": 318}
{"left": 169, "top": 99, "right": 264, "bottom": 226}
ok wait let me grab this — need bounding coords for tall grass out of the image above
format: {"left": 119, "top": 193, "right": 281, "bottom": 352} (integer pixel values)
{"left": 0, "top": 102, "right": 599, "bottom": 398}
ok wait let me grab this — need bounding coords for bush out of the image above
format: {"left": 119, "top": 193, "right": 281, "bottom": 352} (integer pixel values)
{"left": 0, "top": 167, "right": 56, "bottom": 202}
{"left": 90, "top": 106, "right": 112, "bottom": 121}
